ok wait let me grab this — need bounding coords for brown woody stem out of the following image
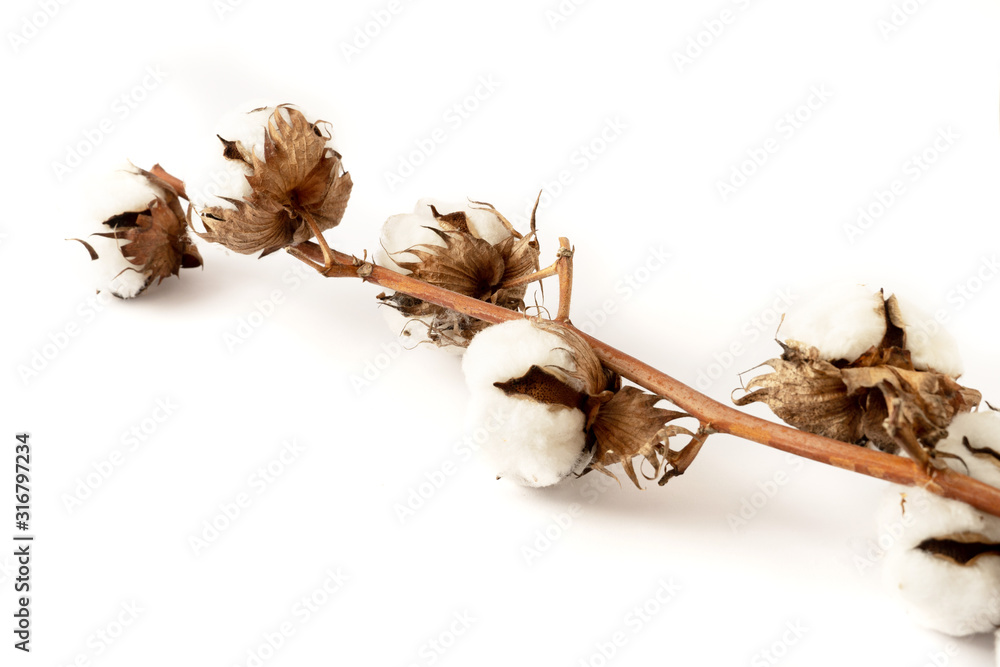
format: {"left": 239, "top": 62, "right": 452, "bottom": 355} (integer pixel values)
{"left": 290, "top": 240, "right": 1000, "bottom": 519}
{"left": 555, "top": 237, "right": 573, "bottom": 323}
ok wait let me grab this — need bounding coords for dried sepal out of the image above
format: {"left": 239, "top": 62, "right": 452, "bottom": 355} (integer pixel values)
{"left": 587, "top": 386, "right": 688, "bottom": 488}
{"left": 396, "top": 228, "right": 505, "bottom": 299}
{"left": 194, "top": 105, "right": 352, "bottom": 257}
{"left": 379, "top": 200, "right": 540, "bottom": 348}
{"left": 736, "top": 292, "right": 982, "bottom": 459}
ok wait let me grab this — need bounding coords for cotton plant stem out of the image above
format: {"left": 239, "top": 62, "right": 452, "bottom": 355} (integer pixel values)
{"left": 554, "top": 237, "right": 573, "bottom": 322}
{"left": 292, "top": 240, "right": 1000, "bottom": 518}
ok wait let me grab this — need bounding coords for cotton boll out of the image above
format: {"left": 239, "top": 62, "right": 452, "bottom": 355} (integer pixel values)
{"left": 780, "top": 284, "right": 886, "bottom": 362}
{"left": 462, "top": 319, "right": 590, "bottom": 486}
{"left": 879, "top": 412, "right": 1000, "bottom": 637}
{"left": 891, "top": 294, "right": 964, "bottom": 377}
{"left": 80, "top": 165, "right": 160, "bottom": 298}
{"left": 374, "top": 199, "right": 510, "bottom": 273}
{"left": 879, "top": 486, "right": 1000, "bottom": 635}
{"left": 186, "top": 104, "right": 338, "bottom": 211}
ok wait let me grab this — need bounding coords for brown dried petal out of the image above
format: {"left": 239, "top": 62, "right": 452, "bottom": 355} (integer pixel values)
{"left": 589, "top": 386, "right": 687, "bottom": 488}
{"left": 97, "top": 198, "right": 202, "bottom": 284}
{"left": 193, "top": 105, "right": 352, "bottom": 256}
{"left": 396, "top": 228, "right": 505, "bottom": 299}
{"left": 734, "top": 341, "right": 865, "bottom": 443}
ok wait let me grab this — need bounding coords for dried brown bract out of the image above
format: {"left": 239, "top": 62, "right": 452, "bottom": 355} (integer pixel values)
{"left": 735, "top": 294, "right": 981, "bottom": 462}
{"left": 379, "top": 202, "right": 540, "bottom": 347}
{"left": 193, "top": 105, "right": 353, "bottom": 257}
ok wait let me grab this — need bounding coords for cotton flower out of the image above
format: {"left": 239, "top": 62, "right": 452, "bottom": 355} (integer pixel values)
{"left": 736, "top": 285, "right": 980, "bottom": 457}
{"left": 462, "top": 319, "right": 691, "bottom": 487}
{"left": 878, "top": 411, "right": 1000, "bottom": 638}
{"left": 375, "top": 199, "right": 539, "bottom": 349}
{"left": 187, "top": 104, "right": 352, "bottom": 257}
{"left": 73, "top": 164, "right": 202, "bottom": 298}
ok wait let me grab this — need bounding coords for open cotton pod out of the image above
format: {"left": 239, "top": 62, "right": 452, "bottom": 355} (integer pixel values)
{"left": 736, "top": 285, "right": 980, "bottom": 460}
{"left": 375, "top": 200, "right": 539, "bottom": 350}
{"left": 877, "top": 410, "right": 1000, "bottom": 643}
{"left": 187, "top": 104, "right": 352, "bottom": 258}
{"left": 462, "top": 319, "right": 698, "bottom": 487}
{"left": 72, "top": 164, "right": 202, "bottom": 298}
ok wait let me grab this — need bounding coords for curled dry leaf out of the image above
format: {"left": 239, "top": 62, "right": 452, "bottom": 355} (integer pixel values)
{"left": 193, "top": 105, "right": 353, "bottom": 257}
{"left": 735, "top": 294, "right": 981, "bottom": 461}
{"left": 379, "top": 202, "right": 540, "bottom": 347}
{"left": 493, "top": 322, "right": 703, "bottom": 487}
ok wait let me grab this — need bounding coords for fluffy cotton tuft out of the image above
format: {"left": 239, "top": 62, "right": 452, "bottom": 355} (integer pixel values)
{"left": 780, "top": 284, "right": 886, "bottom": 362}
{"left": 462, "top": 319, "right": 590, "bottom": 487}
{"left": 890, "top": 293, "right": 964, "bottom": 377}
{"left": 374, "top": 198, "right": 510, "bottom": 274}
{"left": 878, "top": 411, "right": 1000, "bottom": 636}
{"left": 780, "top": 284, "right": 964, "bottom": 376}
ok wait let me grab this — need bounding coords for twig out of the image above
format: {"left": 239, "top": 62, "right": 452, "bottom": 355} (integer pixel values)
{"left": 290, "top": 240, "right": 1000, "bottom": 518}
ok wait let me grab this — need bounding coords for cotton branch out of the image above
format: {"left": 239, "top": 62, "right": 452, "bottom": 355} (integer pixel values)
{"left": 290, "top": 240, "right": 1000, "bottom": 520}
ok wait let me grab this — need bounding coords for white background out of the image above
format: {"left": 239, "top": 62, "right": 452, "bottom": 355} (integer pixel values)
{"left": 3, "top": 0, "right": 1000, "bottom": 665}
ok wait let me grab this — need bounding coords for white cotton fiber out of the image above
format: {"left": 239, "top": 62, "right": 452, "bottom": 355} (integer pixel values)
{"left": 891, "top": 294, "right": 965, "bottom": 377}
{"left": 374, "top": 199, "right": 510, "bottom": 274}
{"left": 462, "top": 319, "right": 590, "bottom": 487}
{"left": 82, "top": 163, "right": 165, "bottom": 224}
{"left": 878, "top": 411, "right": 1000, "bottom": 636}
{"left": 780, "top": 284, "right": 886, "bottom": 362}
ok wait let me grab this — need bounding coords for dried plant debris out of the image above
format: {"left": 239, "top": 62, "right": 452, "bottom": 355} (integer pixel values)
{"left": 877, "top": 411, "right": 1000, "bottom": 637}
{"left": 462, "top": 319, "right": 705, "bottom": 487}
{"left": 72, "top": 164, "right": 202, "bottom": 299}
{"left": 736, "top": 291, "right": 980, "bottom": 461}
{"left": 191, "top": 104, "right": 352, "bottom": 257}
{"left": 376, "top": 200, "right": 540, "bottom": 348}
